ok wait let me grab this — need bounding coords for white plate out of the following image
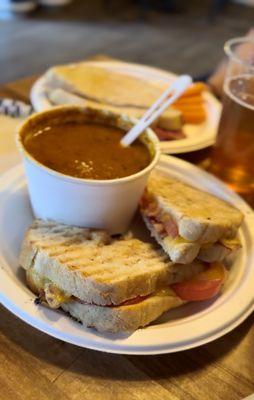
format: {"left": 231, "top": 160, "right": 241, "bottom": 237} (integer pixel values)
{"left": 30, "top": 60, "right": 221, "bottom": 154}
{"left": 1, "top": 155, "right": 254, "bottom": 355}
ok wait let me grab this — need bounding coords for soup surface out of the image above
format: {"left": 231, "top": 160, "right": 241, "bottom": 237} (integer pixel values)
{"left": 22, "top": 122, "right": 151, "bottom": 180}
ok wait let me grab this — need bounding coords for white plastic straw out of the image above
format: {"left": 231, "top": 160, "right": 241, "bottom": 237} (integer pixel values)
{"left": 120, "top": 75, "right": 192, "bottom": 147}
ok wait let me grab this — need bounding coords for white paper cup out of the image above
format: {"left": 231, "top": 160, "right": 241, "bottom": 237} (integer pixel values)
{"left": 16, "top": 106, "right": 160, "bottom": 234}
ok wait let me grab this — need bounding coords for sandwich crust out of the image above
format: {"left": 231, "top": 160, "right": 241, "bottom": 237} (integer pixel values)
{"left": 61, "top": 290, "right": 184, "bottom": 333}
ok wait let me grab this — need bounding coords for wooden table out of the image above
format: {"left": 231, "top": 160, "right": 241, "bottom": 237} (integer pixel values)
{"left": 1, "top": 75, "right": 254, "bottom": 400}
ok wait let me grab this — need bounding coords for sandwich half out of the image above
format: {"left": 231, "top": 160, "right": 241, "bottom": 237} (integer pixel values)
{"left": 19, "top": 220, "right": 226, "bottom": 333}
{"left": 45, "top": 62, "right": 183, "bottom": 133}
{"left": 45, "top": 62, "right": 166, "bottom": 109}
{"left": 140, "top": 174, "right": 243, "bottom": 264}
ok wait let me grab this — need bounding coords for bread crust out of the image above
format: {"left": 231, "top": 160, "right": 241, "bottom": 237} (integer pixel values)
{"left": 61, "top": 291, "right": 184, "bottom": 333}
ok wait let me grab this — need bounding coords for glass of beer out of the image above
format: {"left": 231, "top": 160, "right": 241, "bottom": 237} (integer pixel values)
{"left": 210, "top": 37, "right": 254, "bottom": 204}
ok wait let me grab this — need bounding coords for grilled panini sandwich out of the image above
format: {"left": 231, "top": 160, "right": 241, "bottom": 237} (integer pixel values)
{"left": 140, "top": 174, "right": 243, "bottom": 264}
{"left": 19, "top": 220, "right": 215, "bottom": 333}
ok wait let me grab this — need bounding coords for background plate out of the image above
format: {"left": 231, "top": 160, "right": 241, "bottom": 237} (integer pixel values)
{"left": 0, "top": 155, "right": 253, "bottom": 355}
{"left": 30, "top": 60, "right": 221, "bottom": 154}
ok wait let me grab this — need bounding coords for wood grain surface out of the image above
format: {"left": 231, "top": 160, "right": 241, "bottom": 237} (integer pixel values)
{"left": 0, "top": 72, "right": 254, "bottom": 400}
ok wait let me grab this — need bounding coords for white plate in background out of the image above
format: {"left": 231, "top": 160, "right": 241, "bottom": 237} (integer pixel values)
{"left": 30, "top": 60, "right": 221, "bottom": 154}
{"left": 0, "top": 155, "right": 253, "bottom": 355}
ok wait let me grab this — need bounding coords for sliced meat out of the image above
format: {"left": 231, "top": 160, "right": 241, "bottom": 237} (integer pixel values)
{"left": 164, "top": 217, "right": 179, "bottom": 238}
{"left": 141, "top": 195, "right": 179, "bottom": 239}
{"left": 153, "top": 127, "right": 186, "bottom": 141}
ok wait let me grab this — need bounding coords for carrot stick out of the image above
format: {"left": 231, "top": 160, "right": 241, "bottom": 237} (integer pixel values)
{"left": 172, "top": 104, "right": 206, "bottom": 113}
{"left": 181, "top": 112, "right": 207, "bottom": 124}
{"left": 174, "top": 95, "right": 203, "bottom": 106}
{"left": 181, "top": 82, "right": 208, "bottom": 98}
{"left": 172, "top": 103, "right": 207, "bottom": 124}
{"left": 174, "top": 100, "right": 203, "bottom": 107}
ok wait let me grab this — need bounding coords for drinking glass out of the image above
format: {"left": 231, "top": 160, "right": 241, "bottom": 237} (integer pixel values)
{"left": 210, "top": 37, "right": 254, "bottom": 204}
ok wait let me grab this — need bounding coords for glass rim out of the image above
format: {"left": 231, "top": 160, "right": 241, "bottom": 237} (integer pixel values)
{"left": 224, "top": 37, "right": 254, "bottom": 69}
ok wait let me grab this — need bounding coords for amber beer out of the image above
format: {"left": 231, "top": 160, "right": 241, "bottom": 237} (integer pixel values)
{"left": 210, "top": 75, "right": 254, "bottom": 199}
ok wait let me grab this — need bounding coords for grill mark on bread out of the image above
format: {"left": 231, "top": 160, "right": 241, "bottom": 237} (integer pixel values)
{"left": 53, "top": 244, "right": 169, "bottom": 279}
{"left": 53, "top": 239, "right": 166, "bottom": 267}
{"left": 90, "top": 262, "right": 168, "bottom": 283}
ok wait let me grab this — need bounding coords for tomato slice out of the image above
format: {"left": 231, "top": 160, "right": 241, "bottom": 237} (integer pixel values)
{"left": 171, "top": 262, "right": 227, "bottom": 301}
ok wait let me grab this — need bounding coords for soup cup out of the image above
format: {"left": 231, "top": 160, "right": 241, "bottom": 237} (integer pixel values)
{"left": 16, "top": 105, "right": 160, "bottom": 234}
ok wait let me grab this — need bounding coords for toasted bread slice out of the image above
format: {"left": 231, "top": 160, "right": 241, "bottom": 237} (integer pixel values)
{"left": 198, "top": 242, "right": 230, "bottom": 263}
{"left": 20, "top": 220, "right": 205, "bottom": 306}
{"left": 26, "top": 267, "right": 184, "bottom": 333}
{"left": 198, "top": 236, "right": 241, "bottom": 262}
{"left": 62, "top": 289, "right": 184, "bottom": 333}
{"left": 144, "top": 174, "right": 243, "bottom": 243}
{"left": 45, "top": 62, "right": 167, "bottom": 109}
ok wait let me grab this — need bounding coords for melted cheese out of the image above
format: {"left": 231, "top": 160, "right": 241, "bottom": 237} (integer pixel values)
{"left": 44, "top": 282, "right": 71, "bottom": 309}
{"left": 27, "top": 268, "right": 71, "bottom": 309}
